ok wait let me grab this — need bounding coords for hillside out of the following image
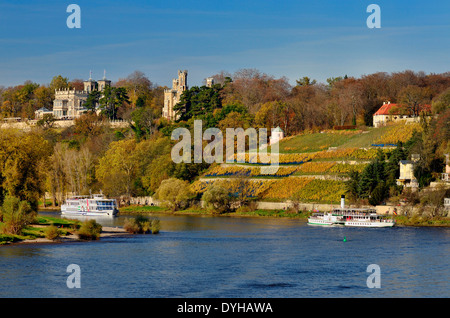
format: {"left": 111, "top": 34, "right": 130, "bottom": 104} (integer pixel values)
{"left": 192, "top": 122, "right": 423, "bottom": 204}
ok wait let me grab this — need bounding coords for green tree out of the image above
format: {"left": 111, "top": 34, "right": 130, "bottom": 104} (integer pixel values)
{"left": 174, "top": 85, "right": 223, "bottom": 122}
{"left": 83, "top": 90, "right": 101, "bottom": 112}
{"left": 130, "top": 106, "right": 158, "bottom": 141}
{"left": 295, "top": 76, "right": 316, "bottom": 87}
{"left": 99, "top": 86, "right": 130, "bottom": 120}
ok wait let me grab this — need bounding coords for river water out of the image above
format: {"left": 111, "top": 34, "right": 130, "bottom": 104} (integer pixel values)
{"left": 0, "top": 212, "right": 449, "bottom": 298}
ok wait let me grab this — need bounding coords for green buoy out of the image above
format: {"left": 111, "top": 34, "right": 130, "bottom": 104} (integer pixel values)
{"left": 343, "top": 236, "right": 347, "bottom": 242}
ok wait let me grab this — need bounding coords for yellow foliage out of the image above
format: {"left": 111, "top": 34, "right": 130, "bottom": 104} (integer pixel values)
{"left": 298, "top": 161, "right": 336, "bottom": 173}
{"left": 262, "top": 177, "right": 314, "bottom": 199}
{"left": 374, "top": 123, "right": 422, "bottom": 145}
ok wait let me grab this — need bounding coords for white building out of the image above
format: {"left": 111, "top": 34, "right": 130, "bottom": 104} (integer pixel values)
{"left": 397, "top": 155, "right": 420, "bottom": 189}
{"left": 373, "top": 101, "right": 431, "bottom": 128}
{"left": 35, "top": 107, "right": 53, "bottom": 119}
{"left": 52, "top": 72, "right": 111, "bottom": 119}
{"left": 270, "top": 126, "right": 284, "bottom": 145}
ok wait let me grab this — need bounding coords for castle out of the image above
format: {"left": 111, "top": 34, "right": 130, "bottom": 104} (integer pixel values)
{"left": 163, "top": 70, "right": 188, "bottom": 121}
{"left": 51, "top": 72, "right": 111, "bottom": 119}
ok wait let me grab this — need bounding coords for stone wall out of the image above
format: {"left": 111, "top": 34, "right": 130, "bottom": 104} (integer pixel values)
{"left": 0, "top": 119, "right": 129, "bottom": 131}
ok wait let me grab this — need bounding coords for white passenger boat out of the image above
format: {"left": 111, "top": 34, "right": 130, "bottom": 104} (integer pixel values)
{"left": 307, "top": 196, "right": 395, "bottom": 228}
{"left": 61, "top": 194, "right": 119, "bottom": 217}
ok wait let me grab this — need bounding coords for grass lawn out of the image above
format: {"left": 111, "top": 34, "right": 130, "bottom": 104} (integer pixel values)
{"left": 119, "top": 205, "right": 167, "bottom": 213}
{"left": 275, "top": 126, "right": 393, "bottom": 153}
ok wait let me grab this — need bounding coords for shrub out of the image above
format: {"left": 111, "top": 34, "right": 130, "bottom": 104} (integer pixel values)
{"left": 77, "top": 219, "right": 102, "bottom": 240}
{"left": 44, "top": 225, "right": 61, "bottom": 240}
{"left": 123, "top": 218, "right": 140, "bottom": 234}
{"left": 124, "top": 216, "right": 160, "bottom": 234}
{"left": 151, "top": 219, "right": 160, "bottom": 234}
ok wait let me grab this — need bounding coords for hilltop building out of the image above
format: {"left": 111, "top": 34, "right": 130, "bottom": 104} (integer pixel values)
{"left": 373, "top": 101, "right": 431, "bottom": 128}
{"left": 206, "top": 77, "right": 214, "bottom": 88}
{"left": 270, "top": 126, "right": 284, "bottom": 145}
{"left": 52, "top": 71, "right": 111, "bottom": 119}
{"left": 163, "top": 70, "right": 188, "bottom": 121}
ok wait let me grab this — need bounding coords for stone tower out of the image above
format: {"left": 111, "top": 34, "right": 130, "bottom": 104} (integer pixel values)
{"left": 163, "top": 70, "right": 188, "bottom": 121}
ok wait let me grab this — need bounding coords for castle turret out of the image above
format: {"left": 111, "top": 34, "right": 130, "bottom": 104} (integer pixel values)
{"left": 163, "top": 70, "right": 188, "bottom": 121}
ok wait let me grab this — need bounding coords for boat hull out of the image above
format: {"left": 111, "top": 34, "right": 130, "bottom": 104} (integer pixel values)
{"left": 308, "top": 220, "right": 395, "bottom": 227}
{"left": 61, "top": 209, "right": 118, "bottom": 218}
{"left": 344, "top": 221, "right": 395, "bottom": 227}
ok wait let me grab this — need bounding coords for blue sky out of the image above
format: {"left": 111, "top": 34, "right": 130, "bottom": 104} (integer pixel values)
{"left": 0, "top": 0, "right": 448, "bottom": 87}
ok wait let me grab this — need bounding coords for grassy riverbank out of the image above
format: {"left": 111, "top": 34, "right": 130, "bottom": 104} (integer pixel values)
{"left": 0, "top": 216, "right": 129, "bottom": 245}
{"left": 0, "top": 216, "right": 80, "bottom": 245}
{"left": 392, "top": 215, "right": 450, "bottom": 227}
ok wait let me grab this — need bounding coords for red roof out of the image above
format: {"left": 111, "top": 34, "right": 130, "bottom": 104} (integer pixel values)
{"left": 373, "top": 102, "right": 431, "bottom": 116}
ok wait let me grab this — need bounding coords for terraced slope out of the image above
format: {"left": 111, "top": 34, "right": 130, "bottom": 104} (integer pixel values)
{"left": 191, "top": 123, "right": 422, "bottom": 204}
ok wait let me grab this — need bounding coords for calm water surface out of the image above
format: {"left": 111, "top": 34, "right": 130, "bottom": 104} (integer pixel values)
{"left": 0, "top": 212, "right": 449, "bottom": 298}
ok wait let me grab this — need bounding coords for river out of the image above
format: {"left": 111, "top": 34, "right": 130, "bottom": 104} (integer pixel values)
{"left": 0, "top": 211, "right": 449, "bottom": 298}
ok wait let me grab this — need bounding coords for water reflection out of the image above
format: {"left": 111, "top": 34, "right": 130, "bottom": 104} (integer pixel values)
{"left": 40, "top": 210, "right": 307, "bottom": 233}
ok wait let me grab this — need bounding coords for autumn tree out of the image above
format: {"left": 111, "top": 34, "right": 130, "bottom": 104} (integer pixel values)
{"left": 133, "top": 135, "right": 175, "bottom": 195}
{"left": 0, "top": 130, "right": 51, "bottom": 210}
{"left": 96, "top": 138, "right": 138, "bottom": 197}
{"left": 154, "top": 178, "right": 192, "bottom": 211}
{"left": 223, "top": 69, "right": 291, "bottom": 114}
{"left": 34, "top": 85, "right": 53, "bottom": 110}
{"left": 399, "top": 85, "right": 431, "bottom": 116}
{"left": 74, "top": 112, "right": 106, "bottom": 137}
{"left": 116, "top": 70, "right": 154, "bottom": 106}
{"left": 50, "top": 75, "right": 70, "bottom": 91}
